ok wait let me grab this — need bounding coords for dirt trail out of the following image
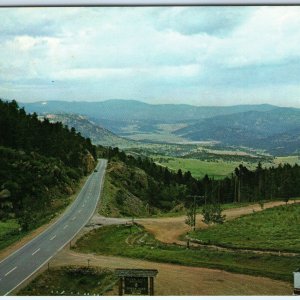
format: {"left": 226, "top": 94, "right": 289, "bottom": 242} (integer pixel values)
{"left": 4, "top": 200, "right": 298, "bottom": 296}
{"left": 137, "top": 200, "right": 300, "bottom": 244}
{"left": 50, "top": 249, "right": 292, "bottom": 296}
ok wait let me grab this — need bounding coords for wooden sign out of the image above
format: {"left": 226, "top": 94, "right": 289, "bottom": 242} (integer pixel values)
{"left": 115, "top": 269, "right": 158, "bottom": 296}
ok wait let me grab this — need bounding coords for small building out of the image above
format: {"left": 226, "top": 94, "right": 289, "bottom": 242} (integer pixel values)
{"left": 294, "top": 269, "right": 300, "bottom": 295}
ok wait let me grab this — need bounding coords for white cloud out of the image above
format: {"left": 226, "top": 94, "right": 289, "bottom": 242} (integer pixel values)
{"left": 0, "top": 7, "right": 300, "bottom": 107}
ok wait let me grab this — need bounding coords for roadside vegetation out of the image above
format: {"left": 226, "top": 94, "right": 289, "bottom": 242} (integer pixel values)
{"left": 17, "top": 266, "right": 116, "bottom": 296}
{"left": 74, "top": 224, "right": 300, "bottom": 282}
{"left": 0, "top": 100, "right": 97, "bottom": 250}
{"left": 189, "top": 203, "right": 300, "bottom": 252}
{"left": 98, "top": 146, "right": 300, "bottom": 218}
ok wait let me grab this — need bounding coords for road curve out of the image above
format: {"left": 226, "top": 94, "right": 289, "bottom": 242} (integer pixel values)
{"left": 0, "top": 159, "right": 107, "bottom": 295}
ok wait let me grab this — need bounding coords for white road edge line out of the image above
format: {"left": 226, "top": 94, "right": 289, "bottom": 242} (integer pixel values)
{"left": 0, "top": 160, "right": 97, "bottom": 266}
{"left": 4, "top": 160, "right": 106, "bottom": 296}
{"left": 5, "top": 255, "right": 53, "bottom": 296}
{"left": 50, "top": 235, "right": 56, "bottom": 241}
{"left": 5, "top": 267, "right": 17, "bottom": 277}
{"left": 32, "top": 248, "right": 40, "bottom": 256}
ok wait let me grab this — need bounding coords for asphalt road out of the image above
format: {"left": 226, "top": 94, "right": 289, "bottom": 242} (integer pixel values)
{"left": 0, "top": 159, "right": 107, "bottom": 295}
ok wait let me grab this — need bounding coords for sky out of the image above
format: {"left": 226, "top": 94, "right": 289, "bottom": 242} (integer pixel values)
{"left": 1, "top": 6, "right": 300, "bottom": 107}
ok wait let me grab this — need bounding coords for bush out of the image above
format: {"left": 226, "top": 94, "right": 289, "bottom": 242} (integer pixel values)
{"left": 202, "top": 203, "right": 226, "bottom": 225}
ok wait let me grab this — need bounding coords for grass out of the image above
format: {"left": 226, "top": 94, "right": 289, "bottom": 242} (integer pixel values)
{"left": 152, "top": 156, "right": 258, "bottom": 179}
{"left": 98, "top": 173, "right": 120, "bottom": 217}
{"left": 152, "top": 154, "right": 300, "bottom": 180}
{"left": 74, "top": 224, "right": 300, "bottom": 282}
{"left": 274, "top": 156, "right": 300, "bottom": 166}
{"left": 189, "top": 203, "right": 300, "bottom": 253}
{"left": 17, "top": 266, "right": 117, "bottom": 296}
{"left": 0, "top": 219, "right": 22, "bottom": 250}
{"left": 0, "top": 175, "right": 89, "bottom": 253}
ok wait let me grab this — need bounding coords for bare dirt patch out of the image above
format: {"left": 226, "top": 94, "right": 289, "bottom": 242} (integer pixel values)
{"left": 137, "top": 200, "right": 300, "bottom": 244}
{"left": 50, "top": 249, "right": 292, "bottom": 296}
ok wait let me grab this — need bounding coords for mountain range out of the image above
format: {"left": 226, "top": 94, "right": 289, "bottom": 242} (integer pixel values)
{"left": 20, "top": 99, "right": 300, "bottom": 155}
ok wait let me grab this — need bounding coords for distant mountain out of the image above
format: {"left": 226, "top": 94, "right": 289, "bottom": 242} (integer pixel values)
{"left": 18, "top": 99, "right": 300, "bottom": 154}
{"left": 175, "top": 107, "right": 300, "bottom": 155}
{"left": 20, "top": 99, "right": 278, "bottom": 139}
{"left": 41, "top": 113, "right": 136, "bottom": 148}
{"left": 20, "top": 99, "right": 277, "bottom": 123}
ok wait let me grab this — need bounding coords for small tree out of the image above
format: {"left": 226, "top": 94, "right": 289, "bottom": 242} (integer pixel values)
{"left": 185, "top": 206, "right": 196, "bottom": 230}
{"left": 202, "top": 203, "right": 226, "bottom": 225}
{"left": 259, "top": 200, "right": 264, "bottom": 210}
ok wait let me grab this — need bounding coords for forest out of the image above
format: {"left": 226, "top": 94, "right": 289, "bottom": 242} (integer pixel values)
{"left": 99, "top": 146, "right": 300, "bottom": 211}
{"left": 0, "top": 99, "right": 97, "bottom": 231}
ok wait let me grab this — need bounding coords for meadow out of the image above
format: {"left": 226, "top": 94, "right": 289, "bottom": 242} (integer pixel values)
{"left": 189, "top": 203, "right": 300, "bottom": 252}
{"left": 74, "top": 224, "right": 300, "bottom": 282}
{"left": 152, "top": 156, "right": 255, "bottom": 179}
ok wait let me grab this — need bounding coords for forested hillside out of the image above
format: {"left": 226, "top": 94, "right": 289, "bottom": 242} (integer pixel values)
{"left": 0, "top": 100, "right": 97, "bottom": 232}
{"left": 99, "top": 146, "right": 300, "bottom": 216}
{"left": 41, "top": 113, "right": 136, "bottom": 148}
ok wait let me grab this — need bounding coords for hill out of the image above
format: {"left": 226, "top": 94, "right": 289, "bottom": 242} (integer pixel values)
{"left": 21, "top": 100, "right": 277, "bottom": 138}
{"left": 20, "top": 100, "right": 276, "bottom": 123}
{"left": 20, "top": 99, "right": 300, "bottom": 154}
{"left": 175, "top": 107, "right": 300, "bottom": 155}
{"left": 40, "top": 113, "right": 136, "bottom": 148}
{"left": 0, "top": 99, "right": 97, "bottom": 236}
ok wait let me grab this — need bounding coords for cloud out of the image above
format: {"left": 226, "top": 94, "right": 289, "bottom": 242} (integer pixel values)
{"left": 0, "top": 7, "right": 300, "bottom": 107}
{"left": 154, "top": 7, "right": 254, "bottom": 37}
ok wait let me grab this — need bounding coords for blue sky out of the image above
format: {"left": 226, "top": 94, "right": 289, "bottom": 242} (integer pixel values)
{"left": 1, "top": 6, "right": 300, "bottom": 107}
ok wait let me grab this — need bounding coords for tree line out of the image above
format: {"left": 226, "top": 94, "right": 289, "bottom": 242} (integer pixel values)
{"left": 0, "top": 99, "right": 97, "bottom": 230}
{"left": 0, "top": 99, "right": 97, "bottom": 169}
{"left": 99, "top": 146, "right": 300, "bottom": 209}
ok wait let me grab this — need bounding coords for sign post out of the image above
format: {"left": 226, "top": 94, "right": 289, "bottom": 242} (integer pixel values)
{"left": 115, "top": 269, "right": 158, "bottom": 296}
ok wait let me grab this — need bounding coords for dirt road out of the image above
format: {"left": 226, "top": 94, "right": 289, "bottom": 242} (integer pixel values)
{"left": 5, "top": 200, "right": 298, "bottom": 296}
{"left": 137, "top": 200, "right": 300, "bottom": 244}
{"left": 50, "top": 249, "right": 292, "bottom": 296}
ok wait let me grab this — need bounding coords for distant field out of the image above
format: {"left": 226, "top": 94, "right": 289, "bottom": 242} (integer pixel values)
{"left": 74, "top": 224, "right": 300, "bottom": 282}
{"left": 152, "top": 156, "right": 257, "bottom": 179}
{"left": 189, "top": 203, "right": 300, "bottom": 252}
{"left": 274, "top": 156, "right": 300, "bottom": 166}
{"left": 151, "top": 153, "right": 300, "bottom": 180}
{"left": 124, "top": 132, "right": 190, "bottom": 144}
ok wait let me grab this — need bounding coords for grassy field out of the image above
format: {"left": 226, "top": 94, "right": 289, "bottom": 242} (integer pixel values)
{"left": 17, "top": 266, "right": 116, "bottom": 296}
{"left": 152, "top": 154, "right": 300, "bottom": 180}
{"left": 152, "top": 156, "right": 255, "bottom": 179}
{"left": 74, "top": 224, "right": 300, "bottom": 282}
{"left": 274, "top": 156, "right": 300, "bottom": 166}
{"left": 189, "top": 203, "right": 300, "bottom": 252}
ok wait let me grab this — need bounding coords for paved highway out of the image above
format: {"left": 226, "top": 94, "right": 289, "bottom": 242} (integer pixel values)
{"left": 0, "top": 159, "right": 107, "bottom": 295}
